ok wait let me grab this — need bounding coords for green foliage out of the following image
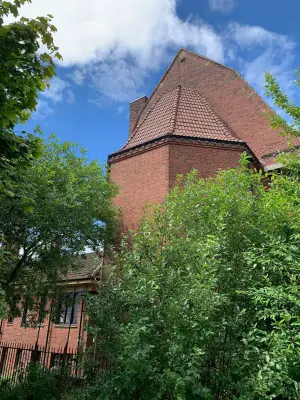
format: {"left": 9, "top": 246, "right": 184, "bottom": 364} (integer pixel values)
{"left": 0, "top": 129, "right": 42, "bottom": 198}
{"left": 0, "top": 362, "right": 58, "bottom": 400}
{"left": 0, "top": 0, "right": 60, "bottom": 195}
{"left": 80, "top": 155, "right": 300, "bottom": 400}
{"left": 0, "top": 134, "right": 117, "bottom": 317}
{"left": 0, "top": 0, "right": 61, "bottom": 129}
{"left": 265, "top": 70, "right": 300, "bottom": 138}
{"left": 265, "top": 71, "right": 300, "bottom": 177}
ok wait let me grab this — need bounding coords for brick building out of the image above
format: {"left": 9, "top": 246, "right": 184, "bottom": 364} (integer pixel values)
{"left": 0, "top": 252, "right": 102, "bottom": 364}
{"left": 109, "top": 48, "right": 298, "bottom": 231}
{"left": 0, "top": 48, "right": 298, "bottom": 364}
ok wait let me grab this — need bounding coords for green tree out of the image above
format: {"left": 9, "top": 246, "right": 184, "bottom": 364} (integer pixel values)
{"left": 0, "top": 0, "right": 61, "bottom": 195}
{"left": 0, "top": 135, "right": 117, "bottom": 318}
{"left": 265, "top": 70, "right": 300, "bottom": 138}
{"left": 80, "top": 152, "right": 300, "bottom": 400}
{"left": 265, "top": 71, "right": 300, "bottom": 174}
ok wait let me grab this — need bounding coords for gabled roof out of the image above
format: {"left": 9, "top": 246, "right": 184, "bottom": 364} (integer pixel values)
{"left": 122, "top": 85, "right": 242, "bottom": 150}
{"left": 65, "top": 252, "right": 103, "bottom": 282}
{"left": 110, "top": 48, "right": 300, "bottom": 168}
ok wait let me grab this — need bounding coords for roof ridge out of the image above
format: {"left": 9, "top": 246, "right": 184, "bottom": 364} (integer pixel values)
{"left": 185, "top": 85, "right": 240, "bottom": 142}
{"left": 170, "top": 85, "right": 181, "bottom": 133}
{"left": 110, "top": 81, "right": 243, "bottom": 157}
{"left": 179, "top": 47, "right": 239, "bottom": 75}
{"left": 129, "top": 86, "right": 180, "bottom": 147}
{"left": 134, "top": 49, "right": 182, "bottom": 119}
{"left": 134, "top": 48, "right": 239, "bottom": 122}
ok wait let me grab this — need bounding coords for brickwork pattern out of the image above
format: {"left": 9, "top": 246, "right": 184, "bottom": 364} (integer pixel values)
{"left": 110, "top": 145, "right": 170, "bottom": 231}
{"left": 135, "top": 49, "right": 300, "bottom": 166}
{"left": 0, "top": 299, "right": 87, "bottom": 350}
{"left": 122, "top": 86, "right": 241, "bottom": 151}
{"left": 168, "top": 142, "right": 244, "bottom": 188}
{"left": 110, "top": 142, "right": 245, "bottom": 231}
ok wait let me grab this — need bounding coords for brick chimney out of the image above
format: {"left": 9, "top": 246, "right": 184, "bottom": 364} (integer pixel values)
{"left": 129, "top": 96, "right": 147, "bottom": 139}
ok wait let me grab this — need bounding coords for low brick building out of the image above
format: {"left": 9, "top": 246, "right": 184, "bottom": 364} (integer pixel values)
{"left": 0, "top": 253, "right": 102, "bottom": 357}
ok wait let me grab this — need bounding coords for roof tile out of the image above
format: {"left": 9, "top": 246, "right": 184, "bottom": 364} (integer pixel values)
{"left": 65, "top": 252, "right": 103, "bottom": 281}
{"left": 122, "top": 86, "right": 241, "bottom": 150}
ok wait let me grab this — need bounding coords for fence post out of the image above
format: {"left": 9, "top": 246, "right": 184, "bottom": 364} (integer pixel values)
{"left": 57, "top": 342, "right": 68, "bottom": 400}
{"left": 0, "top": 341, "right": 80, "bottom": 398}
{"left": 31, "top": 342, "right": 40, "bottom": 363}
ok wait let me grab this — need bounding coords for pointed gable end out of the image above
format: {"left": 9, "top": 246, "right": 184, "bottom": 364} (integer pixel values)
{"left": 110, "top": 48, "right": 299, "bottom": 168}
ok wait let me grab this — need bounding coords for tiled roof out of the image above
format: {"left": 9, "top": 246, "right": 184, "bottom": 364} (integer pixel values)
{"left": 65, "top": 252, "right": 103, "bottom": 281}
{"left": 122, "top": 86, "right": 241, "bottom": 150}
{"left": 110, "top": 48, "right": 300, "bottom": 166}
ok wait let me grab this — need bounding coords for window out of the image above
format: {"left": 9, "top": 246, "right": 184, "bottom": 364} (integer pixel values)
{"left": 50, "top": 353, "right": 73, "bottom": 373}
{"left": 56, "top": 292, "right": 83, "bottom": 325}
{"left": 20, "top": 298, "right": 47, "bottom": 327}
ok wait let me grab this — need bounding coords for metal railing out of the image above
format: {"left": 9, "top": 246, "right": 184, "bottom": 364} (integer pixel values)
{"left": 0, "top": 341, "right": 82, "bottom": 397}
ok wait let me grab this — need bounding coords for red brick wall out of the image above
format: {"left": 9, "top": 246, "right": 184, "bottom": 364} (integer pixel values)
{"left": 168, "top": 142, "right": 244, "bottom": 188}
{"left": 0, "top": 298, "right": 87, "bottom": 351}
{"left": 139, "top": 50, "right": 299, "bottom": 161}
{"left": 110, "top": 141, "right": 246, "bottom": 231}
{"left": 110, "top": 145, "right": 170, "bottom": 231}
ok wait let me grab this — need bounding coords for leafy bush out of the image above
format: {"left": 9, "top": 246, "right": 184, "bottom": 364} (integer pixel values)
{"left": 0, "top": 362, "right": 58, "bottom": 400}
{"left": 80, "top": 155, "right": 300, "bottom": 400}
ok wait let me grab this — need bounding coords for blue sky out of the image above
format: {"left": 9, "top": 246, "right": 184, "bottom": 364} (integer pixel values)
{"left": 15, "top": 0, "right": 300, "bottom": 164}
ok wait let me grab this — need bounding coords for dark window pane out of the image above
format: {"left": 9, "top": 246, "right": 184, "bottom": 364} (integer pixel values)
{"left": 56, "top": 291, "right": 82, "bottom": 325}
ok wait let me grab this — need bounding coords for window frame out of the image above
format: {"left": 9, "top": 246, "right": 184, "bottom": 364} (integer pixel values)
{"left": 55, "top": 291, "right": 83, "bottom": 326}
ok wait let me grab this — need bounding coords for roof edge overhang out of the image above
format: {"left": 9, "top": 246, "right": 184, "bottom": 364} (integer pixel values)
{"left": 264, "top": 163, "right": 285, "bottom": 172}
{"left": 62, "top": 278, "right": 99, "bottom": 286}
{"left": 108, "top": 134, "right": 248, "bottom": 163}
{"left": 261, "top": 144, "right": 300, "bottom": 171}
{"left": 262, "top": 144, "right": 300, "bottom": 159}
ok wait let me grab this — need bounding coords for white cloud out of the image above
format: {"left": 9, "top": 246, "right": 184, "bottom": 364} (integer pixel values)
{"left": 208, "top": 0, "right": 235, "bottom": 12}
{"left": 34, "top": 77, "right": 72, "bottom": 117}
{"left": 66, "top": 90, "right": 76, "bottom": 104}
{"left": 241, "top": 50, "right": 295, "bottom": 98}
{"left": 41, "top": 77, "right": 70, "bottom": 102}
{"left": 68, "top": 70, "right": 86, "bottom": 86}
{"left": 15, "top": 0, "right": 224, "bottom": 66}
{"left": 87, "top": 58, "right": 147, "bottom": 106}
{"left": 226, "top": 23, "right": 296, "bottom": 102}
{"left": 227, "top": 23, "right": 295, "bottom": 51}
{"left": 9, "top": 1, "right": 297, "bottom": 113}
{"left": 33, "top": 99, "right": 54, "bottom": 120}
{"left": 13, "top": 0, "right": 224, "bottom": 106}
